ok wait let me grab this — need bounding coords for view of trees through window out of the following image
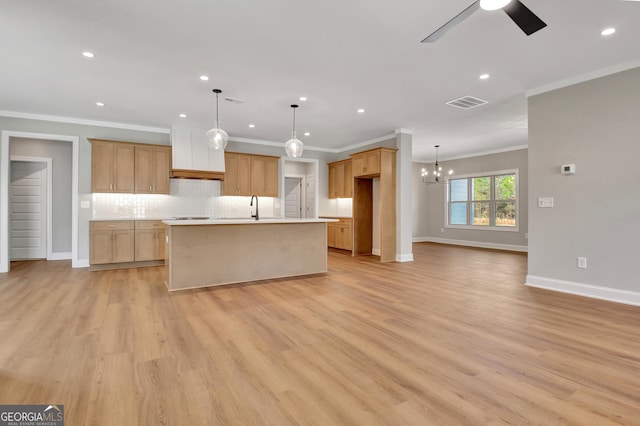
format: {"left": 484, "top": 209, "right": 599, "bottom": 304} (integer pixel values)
{"left": 448, "top": 171, "right": 517, "bottom": 228}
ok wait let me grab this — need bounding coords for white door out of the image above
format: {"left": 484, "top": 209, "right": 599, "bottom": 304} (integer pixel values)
{"left": 10, "top": 161, "right": 47, "bottom": 259}
{"left": 284, "top": 177, "right": 302, "bottom": 218}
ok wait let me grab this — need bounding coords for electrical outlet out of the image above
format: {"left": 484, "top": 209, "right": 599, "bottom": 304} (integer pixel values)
{"left": 525, "top": 233, "right": 528, "bottom": 240}
{"left": 80, "top": 201, "right": 90, "bottom": 209}
{"left": 577, "top": 257, "right": 587, "bottom": 269}
{"left": 441, "top": 227, "right": 444, "bottom": 233}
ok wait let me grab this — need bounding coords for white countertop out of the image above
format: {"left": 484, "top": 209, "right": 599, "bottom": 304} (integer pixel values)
{"left": 162, "top": 218, "right": 339, "bottom": 225}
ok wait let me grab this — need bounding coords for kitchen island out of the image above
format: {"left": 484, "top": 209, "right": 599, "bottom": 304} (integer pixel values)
{"left": 162, "top": 218, "right": 337, "bottom": 291}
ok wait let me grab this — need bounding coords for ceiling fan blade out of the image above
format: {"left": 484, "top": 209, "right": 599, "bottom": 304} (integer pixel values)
{"left": 421, "top": 1, "right": 480, "bottom": 43}
{"left": 502, "top": 0, "right": 547, "bottom": 36}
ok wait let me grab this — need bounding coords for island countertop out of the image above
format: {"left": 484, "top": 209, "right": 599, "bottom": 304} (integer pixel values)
{"left": 162, "top": 217, "right": 338, "bottom": 226}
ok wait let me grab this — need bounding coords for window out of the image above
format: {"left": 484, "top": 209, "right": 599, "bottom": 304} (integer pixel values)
{"left": 446, "top": 169, "right": 518, "bottom": 231}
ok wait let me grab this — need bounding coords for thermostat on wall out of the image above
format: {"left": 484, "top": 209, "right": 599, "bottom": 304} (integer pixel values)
{"left": 561, "top": 164, "right": 576, "bottom": 175}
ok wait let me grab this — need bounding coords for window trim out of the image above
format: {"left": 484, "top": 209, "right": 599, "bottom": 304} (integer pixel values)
{"left": 444, "top": 168, "right": 519, "bottom": 232}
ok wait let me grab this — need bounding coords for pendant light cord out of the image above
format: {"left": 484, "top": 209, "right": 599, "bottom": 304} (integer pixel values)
{"left": 292, "top": 107, "right": 296, "bottom": 134}
{"left": 216, "top": 91, "right": 220, "bottom": 125}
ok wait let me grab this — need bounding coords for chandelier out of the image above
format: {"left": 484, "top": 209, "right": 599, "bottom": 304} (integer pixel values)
{"left": 422, "top": 145, "right": 453, "bottom": 184}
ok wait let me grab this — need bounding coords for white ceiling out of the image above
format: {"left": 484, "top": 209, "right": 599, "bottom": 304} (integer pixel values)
{"left": 1, "top": 0, "right": 639, "bottom": 161}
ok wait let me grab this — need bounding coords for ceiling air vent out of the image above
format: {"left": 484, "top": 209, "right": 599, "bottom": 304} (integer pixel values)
{"left": 446, "top": 95, "right": 488, "bottom": 110}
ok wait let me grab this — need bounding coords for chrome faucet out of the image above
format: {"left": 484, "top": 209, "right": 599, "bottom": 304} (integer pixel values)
{"left": 250, "top": 195, "right": 259, "bottom": 221}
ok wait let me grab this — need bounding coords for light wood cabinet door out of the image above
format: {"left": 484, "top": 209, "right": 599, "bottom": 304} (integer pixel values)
{"left": 135, "top": 146, "right": 171, "bottom": 194}
{"left": 224, "top": 152, "right": 252, "bottom": 195}
{"left": 328, "top": 163, "right": 337, "bottom": 198}
{"left": 152, "top": 147, "right": 171, "bottom": 194}
{"left": 113, "top": 230, "right": 135, "bottom": 263}
{"left": 328, "top": 159, "right": 353, "bottom": 198}
{"left": 90, "top": 141, "right": 135, "bottom": 193}
{"left": 113, "top": 144, "right": 135, "bottom": 193}
{"left": 250, "top": 156, "right": 266, "bottom": 195}
{"left": 352, "top": 150, "right": 381, "bottom": 177}
{"left": 344, "top": 160, "right": 353, "bottom": 198}
{"left": 264, "top": 157, "right": 279, "bottom": 197}
{"left": 156, "top": 228, "right": 166, "bottom": 260}
{"left": 134, "top": 229, "right": 157, "bottom": 261}
{"left": 91, "top": 141, "right": 114, "bottom": 193}
{"left": 90, "top": 230, "right": 113, "bottom": 264}
{"left": 327, "top": 222, "right": 336, "bottom": 247}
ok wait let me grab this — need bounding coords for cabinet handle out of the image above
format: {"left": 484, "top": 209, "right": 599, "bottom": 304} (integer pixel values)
{"left": 108, "top": 225, "right": 116, "bottom": 227}
{"left": 109, "top": 183, "right": 113, "bottom": 191}
{"left": 150, "top": 185, "right": 152, "bottom": 191}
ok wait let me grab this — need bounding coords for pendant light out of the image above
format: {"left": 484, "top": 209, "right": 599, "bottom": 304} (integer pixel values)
{"left": 284, "top": 104, "right": 304, "bottom": 158}
{"left": 206, "top": 89, "right": 229, "bottom": 150}
{"left": 421, "top": 145, "right": 453, "bottom": 184}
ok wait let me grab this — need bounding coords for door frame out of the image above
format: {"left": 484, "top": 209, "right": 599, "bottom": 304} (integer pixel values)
{"left": 10, "top": 156, "right": 53, "bottom": 260}
{"left": 1, "top": 131, "right": 79, "bottom": 272}
{"left": 280, "top": 157, "right": 319, "bottom": 218}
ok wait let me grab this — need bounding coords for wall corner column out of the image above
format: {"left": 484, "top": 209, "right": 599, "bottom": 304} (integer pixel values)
{"left": 395, "top": 128, "right": 413, "bottom": 262}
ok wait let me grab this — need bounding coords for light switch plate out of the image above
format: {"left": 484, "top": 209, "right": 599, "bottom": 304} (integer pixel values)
{"left": 538, "top": 197, "right": 554, "bottom": 208}
{"left": 80, "top": 201, "right": 90, "bottom": 208}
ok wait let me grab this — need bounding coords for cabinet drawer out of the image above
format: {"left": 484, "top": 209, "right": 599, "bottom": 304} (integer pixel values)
{"left": 135, "top": 220, "right": 165, "bottom": 230}
{"left": 91, "top": 221, "right": 134, "bottom": 231}
{"left": 337, "top": 218, "right": 352, "bottom": 225}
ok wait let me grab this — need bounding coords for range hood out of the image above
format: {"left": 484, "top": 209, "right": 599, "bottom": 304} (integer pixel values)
{"left": 171, "top": 127, "right": 225, "bottom": 180}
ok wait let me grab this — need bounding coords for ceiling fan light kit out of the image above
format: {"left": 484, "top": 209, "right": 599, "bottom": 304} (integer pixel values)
{"left": 422, "top": 0, "right": 546, "bottom": 43}
{"left": 480, "top": 0, "right": 512, "bottom": 11}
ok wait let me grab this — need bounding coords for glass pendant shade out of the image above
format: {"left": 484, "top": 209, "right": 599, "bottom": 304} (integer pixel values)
{"left": 480, "top": 0, "right": 512, "bottom": 11}
{"left": 285, "top": 132, "right": 304, "bottom": 158}
{"left": 207, "top": 125, "right": 229, "bottom": 150}
{"left": 285, "top": 104, "right": 304, "bottom": 157}
{"left": 207, "top": 89, "right": 228, "bottom": 150}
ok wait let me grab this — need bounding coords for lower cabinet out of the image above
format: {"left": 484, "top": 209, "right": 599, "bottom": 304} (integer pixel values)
{"left": 90, "top": 221, "right": 135, "bottom": 265}
{"left": 90, "top": 220, "right": 165, "bottom": 267}
{"left": 134, "top": 221, "right": 166, "bottom": 261}
{"left": 325, "top": 218, "right": 352, "bottom": 251}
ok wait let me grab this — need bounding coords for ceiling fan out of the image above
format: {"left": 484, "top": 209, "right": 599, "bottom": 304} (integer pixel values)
{"left": 422, "top": 0, "right": 546, "bottom": 43}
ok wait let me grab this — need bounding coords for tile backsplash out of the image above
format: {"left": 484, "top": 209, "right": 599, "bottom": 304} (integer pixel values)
{"left": 92, "top": 179, "right": 277, "bottom": 219}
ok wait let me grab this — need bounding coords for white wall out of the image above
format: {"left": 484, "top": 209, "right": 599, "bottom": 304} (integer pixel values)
{"left": 413, "top": 148, "right": 528, "bottom": 251}
{"left": 527, "top": 67, "right": 640, "bottom": 304}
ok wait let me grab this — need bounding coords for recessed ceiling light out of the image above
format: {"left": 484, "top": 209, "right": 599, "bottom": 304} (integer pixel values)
{"left": 601, "top": 28, "right": 616, "bottom": 36}
{"left": 479, "top": 73, "right": 490, "bottom": 80}
{"left": 179, "top": 113, "right": 187, "bottom": 118}
{"left": 82, "top": 51, "right": 95, "bottom": 58}
{"left": 96, "top": 102, "right": 105, "bottom": 107}
{"left": 304, "top": 132, "right": 310, "bottom": 136}
{"left": 249, "top": 124, "right": 255, "bottom": 128}
{"left": 357, "top": 108, "right": 365, "bottom": 113}
{"left": 200, "top": 75, "right": 209, "bottom": 81}
{"left": 299, "top": 97, "right": 307, "bottom": 101}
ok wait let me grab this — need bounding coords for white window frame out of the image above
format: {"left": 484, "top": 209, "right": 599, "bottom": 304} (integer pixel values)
{"left": 444, "top": 168, "right": 519, "bottom": 232}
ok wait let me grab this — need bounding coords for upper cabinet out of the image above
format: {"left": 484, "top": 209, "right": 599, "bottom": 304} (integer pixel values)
{"left": 351, "top": 148, "right": 382, "bottom": 177}
{"left": 224, "top": 152, "right": 279, "bottom": 197}
{"left": 223, "top": 152, "right": 252, "bottom": 195}
{"left": 328, "top": 158, "right": 352, "bottom": 198}
{"left": 89, "top": 139, "right": 171, "bottom": 194}
{"left": 90, "top": 140, "right": 135, "bottom": 193}
{"left": 251, "top": 155, "right": 279, "bottom": 197}
{"left": 171, "top": 127, "right": 225, "bottom": 180}
{"left": 135, "top": 145, "right": 171, "bottom": 194}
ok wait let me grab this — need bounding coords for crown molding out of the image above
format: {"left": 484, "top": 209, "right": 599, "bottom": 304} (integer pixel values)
{"left": 414, "top": 144, "right": 528, "bottom": 164}
{"left": 527, "top": 58, "right": 640, "bottom": 97}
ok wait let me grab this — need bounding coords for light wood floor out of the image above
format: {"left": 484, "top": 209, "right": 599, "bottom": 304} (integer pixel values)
{"left": 1, "top": 243, "right": 639, "bottom": 425}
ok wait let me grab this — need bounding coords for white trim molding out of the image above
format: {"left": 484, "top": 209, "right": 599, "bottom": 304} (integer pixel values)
{"left": 75, "top": 258, "right": 90, "bottom": 268}
{"left": 1, "top": 131, "right": 80, "bottom": 272}
{"left": 525, "top": 275, "right": 640, "bottom": 307}
{"left": 396, "top": 253, "right": 414, "bottom": 262}
{"left": 413, "top": 237, "right": 527, "bottom": 253}
{"left": 49, "top": 252, "right": 72, "bottom": 260}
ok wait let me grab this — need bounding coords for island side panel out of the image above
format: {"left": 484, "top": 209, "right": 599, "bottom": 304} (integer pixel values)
{"left": 166, "top": 222, "right": 327, "bottom": 290}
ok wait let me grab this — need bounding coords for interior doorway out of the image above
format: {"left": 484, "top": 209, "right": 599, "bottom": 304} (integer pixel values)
{"left": 284, "top": 177, "right": 303, "bottom": 218}
{"left": 10, "top": 160, "right": 48, "bottom": 259}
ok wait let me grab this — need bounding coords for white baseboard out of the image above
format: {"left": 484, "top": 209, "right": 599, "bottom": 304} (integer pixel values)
{"left": 73, "top": 259, "right": 90, "bottom": 268}
{"left": 396, "top": 253, "right": 414, "bottom": 262}
{"left": 526, "top": 275, "right": 640, "bottom": 307}
{"left": 413, "top": 237, "right": 528, "bottom": 253}
{"left": 372, "top": 248, "right": 381, "bottom": 256}
{"left": 48, "top": 251, "right": 72, "bottom": 260}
